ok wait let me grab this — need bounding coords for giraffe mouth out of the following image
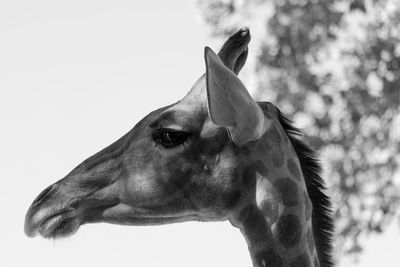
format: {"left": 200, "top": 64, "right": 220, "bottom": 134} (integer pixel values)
{"left": 25, "top": 208, "right": 80, "bottom": 239}
{"left": 37, "top": 209, "right": 80, "bottom": 238}
{"left": 25, "top": 191, "right": 121, "bottom": 239}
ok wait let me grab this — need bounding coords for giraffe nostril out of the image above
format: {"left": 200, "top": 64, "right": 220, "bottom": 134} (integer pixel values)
{"left": 32, "top": 184, "right": 57, "bottom": 206}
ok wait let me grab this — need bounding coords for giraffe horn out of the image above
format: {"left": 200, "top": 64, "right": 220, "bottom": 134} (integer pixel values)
{"left": 205, "top": 47, "right": 270, "bottom": 147}
{"left": 218, "top": 27, "right": 250, "bottom": 74}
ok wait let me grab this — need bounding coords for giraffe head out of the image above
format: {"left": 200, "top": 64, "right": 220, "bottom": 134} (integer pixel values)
{"left": 24, "top": 28, "right": 269, "bottom": 238}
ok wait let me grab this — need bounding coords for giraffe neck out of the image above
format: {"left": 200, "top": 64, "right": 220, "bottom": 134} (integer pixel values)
{"left": 231, "top": 120, "right": 320, "bottom": 267}
{"left": 237, "top": 204, "right": 318, "bottom": 267}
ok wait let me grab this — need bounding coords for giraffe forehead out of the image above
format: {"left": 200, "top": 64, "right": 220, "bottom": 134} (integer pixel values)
{"left": 148, "top": 76, "right": 208, "bottom": 130}
{"left": 181, "top": 74, "right": 207, "bottom": 104}
{"left": 150, "top": 105, "right": 208, "bottom": 131}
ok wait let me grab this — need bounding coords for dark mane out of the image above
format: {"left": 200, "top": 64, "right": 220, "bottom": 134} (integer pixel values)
{"left": 277, "top": 109, "right": 334, "bottom": 267}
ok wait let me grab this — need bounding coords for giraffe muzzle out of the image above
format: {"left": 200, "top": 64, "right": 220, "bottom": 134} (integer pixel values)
{"left": 24, "top": 183, "right": 81, "bottom": 238}
{"left": 25, "top": 178, "right": 121, "bottom": 238}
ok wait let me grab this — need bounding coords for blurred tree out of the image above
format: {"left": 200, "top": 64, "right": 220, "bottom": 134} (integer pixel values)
{"left": 198, "top": 0, "right": 400, "bottom": 259}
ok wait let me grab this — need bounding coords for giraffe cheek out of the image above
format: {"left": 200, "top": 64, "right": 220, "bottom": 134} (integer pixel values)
{"left": 199, "top": 169, "right": 243, "bottom": 214}
{"left": 123, "top": 172, "right": 162, "bottom": 204}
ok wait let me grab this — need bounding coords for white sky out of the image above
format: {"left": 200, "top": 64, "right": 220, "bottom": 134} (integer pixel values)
{"left": 0, "top": 1, "right": 398, "bottom": 266}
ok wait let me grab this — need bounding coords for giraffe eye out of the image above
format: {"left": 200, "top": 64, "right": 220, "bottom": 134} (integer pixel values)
{"left": 152, "top": 129, "right": 191, "bottom": 149}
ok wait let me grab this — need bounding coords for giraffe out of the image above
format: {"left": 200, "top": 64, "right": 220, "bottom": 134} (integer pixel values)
{"left": 24, "top": 28, "right": 333, "bottom": 267}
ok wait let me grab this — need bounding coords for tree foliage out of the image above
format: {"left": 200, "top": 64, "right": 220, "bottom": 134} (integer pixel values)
{"left": 198, "top": 0, "right": 400, "bottom": 257}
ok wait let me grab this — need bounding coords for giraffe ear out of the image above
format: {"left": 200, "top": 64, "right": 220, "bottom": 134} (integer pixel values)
{"left": 204, "top": 47, "right": 269, "bottom": 147}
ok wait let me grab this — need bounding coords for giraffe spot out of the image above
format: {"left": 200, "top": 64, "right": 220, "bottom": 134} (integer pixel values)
{"left": 304, "top": 192, "right": 313, "bottom": 220}
{"left": 307, "top": 227, "right": 315, "bottom": 253}
{"left": 254, "top": 160, "right": 269, "bottom": 177}
{"left": 269, "top": 125, "right": 285, "bottom": 167}
{"left": 289, "top": 143, "right": 297, "bottom": 156}
{"left": 242, "top": 160, "right": 268, "bottom": 191}
{"left": 275, "top": 214, "right": 302, "bottom": 248}
{"left": 238, "top": 205, "right": 255, "bottom": 223}
{"left": 290, "top": 253, "right": 310, "bottom": 267}
{"left": 271, "top": 144, "right": 284, "bottom": 167}
{"left": 276, "top": 123, "right": 289, "bottom": 145}
{"left": 265, "top": 248, "right": 283, "bottom": 267}
{"left": 259, "top": 200, "right": 279, "bottom": 223}
{"left": 229, "top": 169, "right": 239, "bottom": 184}
{"left": 270, "top": 124, "right": 283, "bottom": 143}
{"left": 256, "top": 248, "right": 283, "bottom": 267}
{"left": 314, "top": 255, "right": 320, "bottom": 267}
{"left": 242, "top": 167, "right": 256, "bottom": 191}
{"left": 287, "top": 158, "right": 301, "bottom": 181}
{"left": 238, "top": 205, "right": 269, "bottom": 243}
{"left": 283, "top": 132, "right": 289, "bottom": 144}
{"left": 260, "top": 200, "right": 273, "bottom": 214}
{"left": 223, "top": 191, "right": 242, "bottom": 210}
{"left": 262, "top": 139, "right": 273, "bottom": 152}
{"left": 241, "top": 147, "right": 252, "bottom": 156}
{"left": 273, "top": 178, "right": 299, "bottom": 207}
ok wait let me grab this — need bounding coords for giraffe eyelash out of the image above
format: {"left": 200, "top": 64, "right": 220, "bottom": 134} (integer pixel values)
{"left": 152, "top": 128, "right": 192, "bottom": 149}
